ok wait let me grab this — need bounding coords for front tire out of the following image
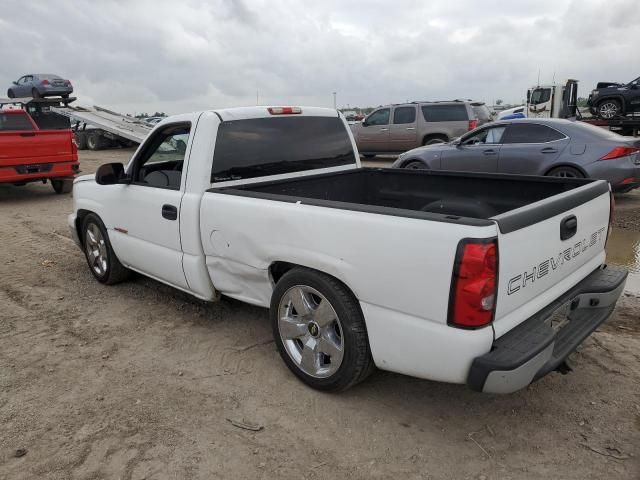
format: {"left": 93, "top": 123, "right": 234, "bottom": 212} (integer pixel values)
{"left": 271, "top": 268, "right": 374, "bottom": 391}
{"left": 31, "top": 88, "right": 41, "bottom": 99}
{"left": 81, "top": 214, "right": 131, "bottom": 285}
{"left": 404, "top": 160, "right": 428, "bottom": 170}
{"left": 597, "top": 99, "right": 621, "bottom": 119}
{"left": 7, "top": 89, "right": 14, "bottom": 98}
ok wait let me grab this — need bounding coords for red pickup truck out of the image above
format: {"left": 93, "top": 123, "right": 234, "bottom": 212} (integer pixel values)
{"left": 0, "top": 109, "right": 78, "bottom": 193}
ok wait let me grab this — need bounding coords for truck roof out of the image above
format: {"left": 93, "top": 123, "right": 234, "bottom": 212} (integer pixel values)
{"left": 213, "top": 106, "right": 340, "bottom": 122}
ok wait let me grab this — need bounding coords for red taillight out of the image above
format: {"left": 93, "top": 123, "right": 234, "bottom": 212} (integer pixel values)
{"left": 448, "top": 239, "right": 498, "bottom": 328}
{"left": 65, "top": 80, "right": 72, "bottom": 86}
{"left": 468, "top": 119, "right": 478, "bottom": 131}
{"left": 41, "top": 79, "right": 50, "bottom": 85}
{"left": 600, "top": 146, "right": 639, "bottom": 160}
{"left": 268, "top": 106, "right": 302, "bottom": 115}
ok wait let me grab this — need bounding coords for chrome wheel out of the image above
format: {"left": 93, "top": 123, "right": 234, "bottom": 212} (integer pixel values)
{"left": 598, "top": 101, "right": 619, "bottom": 119}
{"left": 85, "top": 223, "right": 108, "bottom": 276}
{"left": 277, "top": 285, "right": 344, "bottom": 378}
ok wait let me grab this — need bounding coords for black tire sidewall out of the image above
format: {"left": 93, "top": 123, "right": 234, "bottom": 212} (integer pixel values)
{"left": 599, "top": 99, "right": 621, "bottom": 118}
{"left": 81, "top": 214, "right": 114, "bottom": 283}
{"left": 548, "top": 166, "right": 583, "bottom": 178}
{"left": 270, "top": 268, "right": 370, "bottom": 391}
{"left": 405, "top": 160, "right": 427, "bottom": 170}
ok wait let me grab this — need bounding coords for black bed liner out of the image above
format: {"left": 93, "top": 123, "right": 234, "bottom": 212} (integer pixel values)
{"left": 210, "top": 168, "right": 609, "bottom": 233}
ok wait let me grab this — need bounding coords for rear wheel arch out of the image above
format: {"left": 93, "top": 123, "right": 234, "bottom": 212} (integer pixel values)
{"left": 422, "top": 133, "right": 448, "bottom": 145}
{"left": 269, "top": 261, "right": 359, "bottom": 299}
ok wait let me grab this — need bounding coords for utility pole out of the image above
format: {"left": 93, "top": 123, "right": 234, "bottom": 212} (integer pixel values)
{"left": 333, "top": 92, "right": 337, "bottom": 110}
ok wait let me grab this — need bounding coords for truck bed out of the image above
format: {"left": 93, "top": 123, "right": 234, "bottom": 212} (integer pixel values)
{"left": 216, "top": 168, "right": 609, "bottom": 233}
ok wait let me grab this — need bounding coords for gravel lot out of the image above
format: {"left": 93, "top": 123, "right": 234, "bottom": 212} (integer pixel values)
{"left": 1, "top": 148, "right": 639, "bottom": 479}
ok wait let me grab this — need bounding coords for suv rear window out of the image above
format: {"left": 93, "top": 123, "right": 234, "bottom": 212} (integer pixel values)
{"left": 0, "top": 112, "right": 34, "bottom": 131}
{"left": 211, "top": 116, "right": 356, "bottom": 182}
{"left": 471, "top": 104, "right": 491, "bottom": 122}
{"left": 421, "top": 104, "right": 468, "bottom": 122}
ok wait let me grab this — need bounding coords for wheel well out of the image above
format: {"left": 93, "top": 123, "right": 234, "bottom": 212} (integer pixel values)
{"left": 269, "top": 261, "right": 358, "bottom": 299}
{"left": 75, "top": 209, "right": 93, "bottom": 245}
{"left": 597, "top": 96, "right": 626, "bottom": 114}
{"left": 399, "top": 157, "right": 426, "bottom": 168}
{"left": 544, "top": 164, "right": 587, "bottom": 177}
{"left": 422, "top": 133, "right": 448, "bottom": 144}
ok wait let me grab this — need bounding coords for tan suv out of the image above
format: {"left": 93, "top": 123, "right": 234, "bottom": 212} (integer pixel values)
{"left": 351, "top": 100, "right": 487, "bottom": 157}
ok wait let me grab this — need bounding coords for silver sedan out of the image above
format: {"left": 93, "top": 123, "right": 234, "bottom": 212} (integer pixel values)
{"left": 392, "top": 118, "right": 640, "bottom": 192}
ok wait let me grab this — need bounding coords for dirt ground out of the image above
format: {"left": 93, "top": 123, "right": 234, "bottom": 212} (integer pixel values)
{"left": 1, "top": 148, "right": 639, "bottom": 480}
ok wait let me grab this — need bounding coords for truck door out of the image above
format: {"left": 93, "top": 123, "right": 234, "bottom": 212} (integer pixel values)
{"left": 498, "top": 123, "right": 568, "bottom": 175}
{"left": 107, "top": 123, "right": 191, "bottom": 290}
{"left": 355, "top": 108, "right": 391, "bottom": 152}
{"left": 389, "top": 105, "right": 418, "bottom": 151}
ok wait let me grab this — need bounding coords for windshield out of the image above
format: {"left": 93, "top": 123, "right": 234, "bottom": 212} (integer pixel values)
{"left": 529, "top": 88, "right": 551, "bottom": 105}
{"left": 211, "top": 116, "right": 356, "bottom": 182}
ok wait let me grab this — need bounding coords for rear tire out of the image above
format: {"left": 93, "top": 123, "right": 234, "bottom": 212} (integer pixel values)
{"left": 404, "top": 160, "right": 428, "bottom": 170}
{"left": 51, "top": 179, "right": 73, "bottom": 194}
{"left": 87, "top": 131, "right": 105, "bottom": 151}
{"left": 423, "top": 135, "right": 447, "bottom": 146}
{"left": 597, "top": 99, "right": 621, "bottom": 119}
{"left": 81, "top": 214, "right": 131, "bottom": 285}
{"left": 546, "top": 166, "right": 584, "bottom": 179}
{"left": 31, "top": 88, "right": 41, "bottom": 99}
{"left": 75, "top": 132, "right": 88, "bottom": 150}
{"left": 271, "top": 268, "right": 375, "bottom": 392}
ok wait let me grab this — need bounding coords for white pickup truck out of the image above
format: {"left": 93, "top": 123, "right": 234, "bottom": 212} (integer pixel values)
{"left": 68, "top": 106, "right": 627, "bottom": 393}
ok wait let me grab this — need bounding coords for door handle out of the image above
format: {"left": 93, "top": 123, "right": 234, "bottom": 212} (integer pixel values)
{"left": 379, "top": 128, "right": 389, "bottom": 131}
{"left": 540, "top": 147, "right": 557, "bottom": 154}
{"left": 406, "top": 127, "right": 416, "bottom": 131}
{"left": 482, "top": 149, "right": 497, "bottom": 155}
{"left": 162, "top": 204, "right": 178, "bottom": 221}
{"left": 560, "top": 215, "right": 577, "bottom": 240}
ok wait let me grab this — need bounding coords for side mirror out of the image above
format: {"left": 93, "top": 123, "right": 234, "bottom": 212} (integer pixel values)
{"left": 361, "top": 119, "right": 369, "bottom": 127}
{"left": 13, "top": 81, "right": 18, "bottom": 86}
{"left": 95, "top": 162, "right": 127, "bottom": 185}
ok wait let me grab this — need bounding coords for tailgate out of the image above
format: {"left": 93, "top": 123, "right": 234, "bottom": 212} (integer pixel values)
{"left": 492, "top": 181, "right": 611, "bottom": 338}
{"left": 0, "top": 130, "right": 75, "bottom": 166}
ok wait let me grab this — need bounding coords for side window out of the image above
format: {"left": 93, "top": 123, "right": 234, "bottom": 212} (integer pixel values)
{"left": 421, "top": 104, "right": 468, "bottom": 122}
{"left": 503, "top": 124, "right": 564, "bottom": 144}
{"left": 393, "top": 106, "right": 416, "bottom": 124}
{"left": 461, "top": 126, "right": 506, "bottom": 145}
{"left": 366, "top": 108, "right": 390, "bottom": 126}
{"left": 132, "top": 123, "right": 191, "bottom": 189}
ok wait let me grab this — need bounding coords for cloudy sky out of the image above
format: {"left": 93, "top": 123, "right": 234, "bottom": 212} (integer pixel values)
{"left": 0, "top": 0, "right": 637, "bottom": 115}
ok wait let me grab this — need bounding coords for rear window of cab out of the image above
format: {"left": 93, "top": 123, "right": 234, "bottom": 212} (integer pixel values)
{"left": 0, "top": 112, "right": 34, "bottom": 131}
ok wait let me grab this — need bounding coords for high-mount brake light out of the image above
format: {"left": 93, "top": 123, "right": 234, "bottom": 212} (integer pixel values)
{"left": 600, "top": 146, "right": 639, "bottom": 160}
{"left": 448, "top": 239, "right": 498, "bottom": 328}
{"left": 268, "top": 107, "right": 302, "bottom": 115}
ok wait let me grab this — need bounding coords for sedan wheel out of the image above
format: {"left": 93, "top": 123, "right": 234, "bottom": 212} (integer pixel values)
{"left": 598, "top": 100, "right": 620, "bottom": 119}
{"left": 547, "top": 166, "right": 584, "bottom": 179}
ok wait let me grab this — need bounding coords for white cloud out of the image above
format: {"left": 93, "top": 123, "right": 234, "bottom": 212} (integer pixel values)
{"left": 0, "top": 0, "right": 636, "bottom": 114}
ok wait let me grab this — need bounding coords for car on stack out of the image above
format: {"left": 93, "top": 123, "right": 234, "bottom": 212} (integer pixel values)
{"left": 7, "top": 74, "right": 74, "bottom": 99}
